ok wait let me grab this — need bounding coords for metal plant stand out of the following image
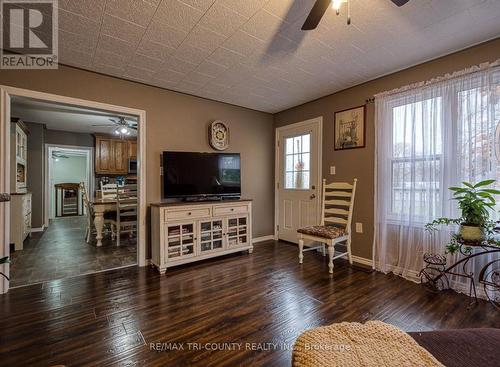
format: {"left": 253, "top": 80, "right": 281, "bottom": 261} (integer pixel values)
{"left": 419, "top": 238, "right": 500, "bottom": 310}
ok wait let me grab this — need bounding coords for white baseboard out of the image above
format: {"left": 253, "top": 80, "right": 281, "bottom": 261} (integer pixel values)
{"left": 31, "top": 226, "right": 45, "bottom": 233}
{"left": 351, "top": 255, "right": 373, "bottom": 267}
{"left": 253, "top": 235, "right": 275, "bottom": 244}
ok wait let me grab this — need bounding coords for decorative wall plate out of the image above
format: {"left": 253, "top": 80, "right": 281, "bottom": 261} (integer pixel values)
{"left": 209, "top": 120, "right": 229, "bottom": 151}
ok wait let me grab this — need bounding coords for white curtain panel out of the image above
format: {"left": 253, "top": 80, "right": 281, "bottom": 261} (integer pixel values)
{"left": 374, "top": 60, "right": 500, "bottom": 297}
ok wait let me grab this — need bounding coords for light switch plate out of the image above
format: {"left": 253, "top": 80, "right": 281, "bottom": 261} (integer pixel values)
{"left": 355, "top": 222, "right": 363, "bottom": 233}
{"left": 330, "top": 166, "right": 336, "bottom": 175}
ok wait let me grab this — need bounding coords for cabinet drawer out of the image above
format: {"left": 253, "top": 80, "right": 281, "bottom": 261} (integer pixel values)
{"left": 213, "top": 205, "right": 248, "bottom": 216}
{"left": 166, "top": 207, "right": 211, "bottom": 221}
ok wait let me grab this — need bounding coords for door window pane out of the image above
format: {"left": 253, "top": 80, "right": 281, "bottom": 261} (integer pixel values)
{"left": 284, "top": 133, "right": 311, "bottom": 189}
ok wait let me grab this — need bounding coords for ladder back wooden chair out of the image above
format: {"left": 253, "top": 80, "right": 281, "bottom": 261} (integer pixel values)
{"left": 80, "top": 182, "right": 116, "bottom": 244}
{"left": 116, "top": 184, "right": 138, "bottom": 246}
{"left": 297, "top": 178, "right": 357, "bottom": 273}
{"left": 100, "top": 182, "right": 119, "bottom": 200}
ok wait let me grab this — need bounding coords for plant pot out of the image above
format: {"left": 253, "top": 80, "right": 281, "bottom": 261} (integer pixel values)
{"left": 459, "top": 225, "right": 485, "bottom": 242}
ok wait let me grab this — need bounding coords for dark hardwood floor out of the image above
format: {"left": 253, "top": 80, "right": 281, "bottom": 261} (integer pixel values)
{"left": 1, "top": 240, "right": 498, "bottom": 367}
{"left": 9, "top": 216, "right": 137, "bottom": 287}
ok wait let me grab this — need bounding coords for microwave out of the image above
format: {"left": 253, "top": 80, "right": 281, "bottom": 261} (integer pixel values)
{"left": 128, "top": 159, "right": 137, "bottom": 174}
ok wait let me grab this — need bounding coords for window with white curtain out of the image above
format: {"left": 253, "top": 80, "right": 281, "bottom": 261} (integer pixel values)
{"left": 390, "top": 97, "right": 442, "bottom": 220}
{"left": 374, "top": 61, "right": 500, "bottom": 295}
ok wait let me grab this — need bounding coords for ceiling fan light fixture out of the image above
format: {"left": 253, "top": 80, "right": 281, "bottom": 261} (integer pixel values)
{"left": 303, "top": 0, "right": 410, "bottom": 31}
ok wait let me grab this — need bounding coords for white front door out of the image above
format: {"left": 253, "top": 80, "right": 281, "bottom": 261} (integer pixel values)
{"left": 276, "top": 117, "right": 322, "bottom": 243}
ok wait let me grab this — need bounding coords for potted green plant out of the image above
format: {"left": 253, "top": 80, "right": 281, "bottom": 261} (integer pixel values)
{"left": 426, "top": 180, "right": 500, "bottom": 245}
{"left": 0, "top": 256, "right": 9, "bottom": 281}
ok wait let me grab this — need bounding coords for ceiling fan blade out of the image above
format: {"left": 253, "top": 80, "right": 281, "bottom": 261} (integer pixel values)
{"left": 301, "top": 0, "right": 331, "bottom": 31}
{"left": 129, "top": 126, "right": 138, "bottom": 130}
{"left": 390, "top": 0, "right": 410, "bottom": 6}
{"left": 92, "top": 124, "right": 116, "bottom": 127}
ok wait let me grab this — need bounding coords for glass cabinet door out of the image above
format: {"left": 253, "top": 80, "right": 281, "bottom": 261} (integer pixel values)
{"left": 226, "top": 216, "right": 249, "bottom": 248}
{"left": 16, "top": 131, "right": 22, "bottom": 159}
{"left": 165, "top": 222, "right": 195, "bottom": 262}
{"left": 199, "top": 219, "right": 224, "bottom": 254}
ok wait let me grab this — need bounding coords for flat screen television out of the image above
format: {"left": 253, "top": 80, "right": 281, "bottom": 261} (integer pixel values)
{"left": 162, "top": 151, "right": 241, "bottom": 200}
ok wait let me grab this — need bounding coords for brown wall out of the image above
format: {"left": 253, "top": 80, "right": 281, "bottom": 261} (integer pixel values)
{"left": 21, "top": 121, "right": 95, "bottom": 228}
{"left": 0, "top": 66, "right": 275, "bottom": 241}
{"left": 274, "top": 38, "right": 500, "bottom": 260}
{"left": 45, "top": 129, "right": 94, "bottom": 147}
{"left": 25, "top": 122, "right": 45, "bottom": 229}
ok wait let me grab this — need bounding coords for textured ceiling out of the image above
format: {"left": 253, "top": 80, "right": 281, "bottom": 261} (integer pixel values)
{"left": 56, "top": 0, "right": 500, "bottom": 113}
{"left": 12, "top": 97, "right": 138, "bottom": 135}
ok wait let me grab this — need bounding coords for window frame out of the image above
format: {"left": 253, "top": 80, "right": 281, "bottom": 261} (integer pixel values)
{"left": 283, "top": 132, "right": 311, "bottom": 191}
{"left": 387, "top": 94, "right": 445, "bottom": 222}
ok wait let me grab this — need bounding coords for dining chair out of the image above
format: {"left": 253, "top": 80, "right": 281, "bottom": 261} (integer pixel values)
{"left": 80, "top": 182, "right": 116, "bottom": 244}
{"left": 297, "top": 178, "right": 357, "bottom": 273}
{"left": 100, "top": 182, "right": 119, "bottom": 200}
{"left": 116, "top": 184, "right": 138, "bottom": 246}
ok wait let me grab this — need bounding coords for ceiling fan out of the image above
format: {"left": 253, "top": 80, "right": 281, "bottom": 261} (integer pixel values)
{"left": 302, "top": 0, "right": 410, "bottom": 30}
{"left": 92, "top": 116, "right": 137, "bottom": 137}
{"left": 52, "top": 151, "right": 69, "bottom": 161}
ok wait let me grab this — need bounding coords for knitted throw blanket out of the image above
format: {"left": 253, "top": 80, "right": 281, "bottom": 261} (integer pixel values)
{"left": 292, "top": 321, "right": 444, "bottom": 367}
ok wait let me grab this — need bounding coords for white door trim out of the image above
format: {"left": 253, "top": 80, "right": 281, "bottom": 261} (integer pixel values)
{"left": 274, "top": 116, "right": 323, "bottom": 241}
{"left": 0, "top": 90, "right": 11, "bottom": 294}
{"left": 45, "top": 144, "right": 94, "bottom": 222}
{"left": 0, "top": 85, "right": 147, "bottom": 294}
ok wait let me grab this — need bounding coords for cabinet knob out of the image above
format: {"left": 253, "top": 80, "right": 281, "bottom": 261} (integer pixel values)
{"left": 188, "top": 212, "right": 192, "bottom": 215}
{"left": 231, "top": 208, "right": 234, "bottom": 211}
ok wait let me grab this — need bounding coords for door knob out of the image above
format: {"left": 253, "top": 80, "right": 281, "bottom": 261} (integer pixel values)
{"left": 310, "top": 194, "right": 316, "bottom": 199}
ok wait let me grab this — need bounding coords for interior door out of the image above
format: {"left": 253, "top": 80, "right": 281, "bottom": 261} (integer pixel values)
{"left": 277, "top": 118, "right": 321, "bottom": 243}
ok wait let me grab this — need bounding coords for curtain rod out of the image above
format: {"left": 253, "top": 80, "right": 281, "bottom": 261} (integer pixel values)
{"left": 371, "top": 59, "right": 500, "bottom": 100}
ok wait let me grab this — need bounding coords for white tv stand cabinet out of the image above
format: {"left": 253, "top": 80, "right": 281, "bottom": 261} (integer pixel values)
{"left": 151, "top": 199, "right": 253, "bottom": 274}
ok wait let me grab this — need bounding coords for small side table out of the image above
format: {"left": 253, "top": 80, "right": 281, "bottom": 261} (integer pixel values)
{"left": 419, "top": 237, "right": 500, "bottom": 310}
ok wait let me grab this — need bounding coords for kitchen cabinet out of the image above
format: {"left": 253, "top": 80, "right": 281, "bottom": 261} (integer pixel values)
{"left": 95, "top": 136, "right": 136, "bottom": 174}
{"left": 113, "top": 140, "right": 128, "bottom": 173}
{"left": 10, "top": 121, "right": 28, "bottom": 193}
{"left": 128, "top": 141, "right": 137, "bottom": 158}
{"left": 10, "top": 192, "right": 32, "bottom": 250}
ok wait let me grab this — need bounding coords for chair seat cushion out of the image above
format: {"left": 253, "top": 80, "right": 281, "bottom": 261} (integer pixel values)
{"left": 297, "top": 225, "right": 346, "bottom": 239}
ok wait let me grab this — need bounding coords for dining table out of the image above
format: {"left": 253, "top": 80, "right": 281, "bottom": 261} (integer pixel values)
{"left": 91, "top": 197, "right": 137, "bottom": 247}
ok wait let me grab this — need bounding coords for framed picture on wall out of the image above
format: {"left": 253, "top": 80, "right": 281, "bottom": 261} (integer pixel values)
{"left": 334, "top": 105, "right": 366, "bottom": 150}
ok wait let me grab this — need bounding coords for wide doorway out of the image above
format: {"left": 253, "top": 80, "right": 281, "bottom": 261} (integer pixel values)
{"left": 0, "top": 87, "right": 146, "bottom": 293}
{"left": 275, "top": 117, "right": 322, "bottom": 243}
